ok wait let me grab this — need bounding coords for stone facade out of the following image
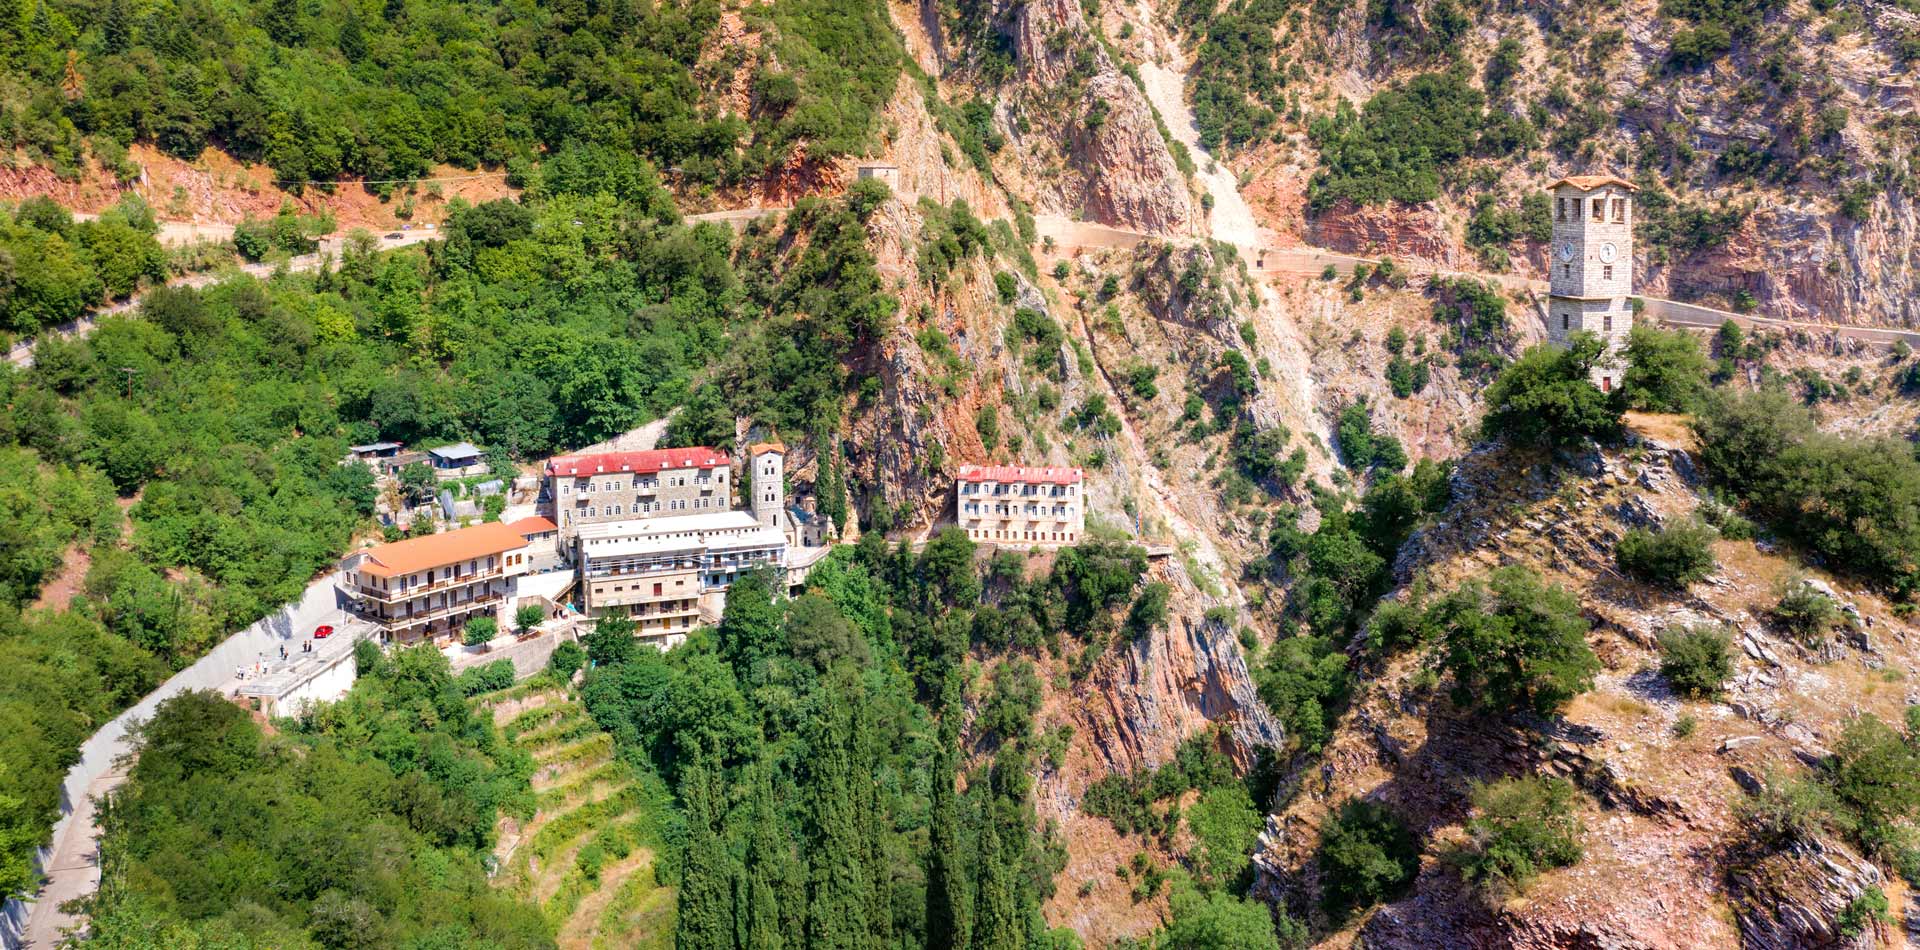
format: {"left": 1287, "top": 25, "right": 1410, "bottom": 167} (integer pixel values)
{"left": 1546, "top": 175, "right": 1637, "bottom": 391}
{"left": 544, "top": 447, "right": 733, "bottom": 535}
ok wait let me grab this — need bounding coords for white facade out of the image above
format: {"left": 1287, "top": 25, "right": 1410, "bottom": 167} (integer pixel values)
{"left": 1546, "top": 175, "right": 1637, "bottom": 391}
{"left": 954, "top": 465, "right": 1086, "bottom": 547}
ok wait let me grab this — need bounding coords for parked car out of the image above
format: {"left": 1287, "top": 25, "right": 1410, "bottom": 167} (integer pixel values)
{"left": 383, "top": 232, "right": 402, "bottom": 240}
{"left": 313, "top": 624, "right": 334, "bottom": 639}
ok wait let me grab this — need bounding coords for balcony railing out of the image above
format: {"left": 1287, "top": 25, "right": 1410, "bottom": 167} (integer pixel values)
{"left": 353, "top": 593, "right": 503, "bottom": 630}
{"left": 346, "top": 566, "right": 502, "bottom": 603}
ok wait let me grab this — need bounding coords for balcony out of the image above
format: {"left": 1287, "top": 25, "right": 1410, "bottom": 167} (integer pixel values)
{"left": 347, "top": 566, "right": 502, "bottom": 604}
{"left": 354, "top": 592, "right": 503, "bottom": 630}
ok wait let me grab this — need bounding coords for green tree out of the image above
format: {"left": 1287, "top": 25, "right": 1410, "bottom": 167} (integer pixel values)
{"left": 398, "top": 462, "right": 438, "bottom": 504}
{"left": 462, "top": 615, "right": 497, "bottom": 647}
{"left": 1435, "top": 567, "right": 1599, "bottom": 718}
{"left": 1317, "top": 798, "right": 1418, "bottom": 918}
{"left": 1620, "top": 325, "right": 1709, "bottom": 413}
{"left": 1479, "top": 336, "right": 1624, "bottom": 450}
{"left": 1160, "top": 883, "right": 1304, "bottom": 949}
{"left": 677, "top": 762, "right": 741, "bottom": 950}
{"left": 514, "top": 602, "right": 545, "bottom": 633}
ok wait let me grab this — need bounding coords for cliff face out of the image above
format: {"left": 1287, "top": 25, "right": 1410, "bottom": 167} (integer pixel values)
{"left": 896, "top": 0, "right": 1199, "bottom": 236}
{"left": 1245, "top": 419, "right": 1920, "bottom": 948}
{"left": 1159, "top": 0, "right": 1920, "bottom": 327}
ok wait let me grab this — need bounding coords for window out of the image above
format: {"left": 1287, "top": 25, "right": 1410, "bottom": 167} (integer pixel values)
{"left": 1555, "top": 197, "right": 1566, "bottom": 221}
{"left": 1603, "top": 314, "right": 1613, "bottom": 332}
{"left": 1601, "top": 376, "right": 1613, "bottom": 392}
{"left": 1611, "top": 198, "right": 1626, "bottom": 223}
{"left": 1561, "top": 313, "right": 1569, "bottom": 330}
{"left": 1602, "top": 265, "right": 1613, "bottom": 281}
{"left": 1563, "top": 264, "right": 1572, "bottom": 278}
{"left": 1591, "top": 198, "right": 1604, "bottom": 221}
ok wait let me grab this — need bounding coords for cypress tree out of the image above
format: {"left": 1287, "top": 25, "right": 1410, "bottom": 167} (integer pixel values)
{"left": 924, "top": 716, "right": 970, "bottom": 950}
{"left": 970, "top": 816, "right": 1019, "bottom": 950}
{"left": 677, "top": 763, "right": 739, "bottom": 950}
{"left": 337, "top": 12, "right": 364, "bottom": 61}
{"left": 742, "top": 761, "right": 801, "bottom": 950}
{"left": 804, "top": 687, "right": 873, "bottom": 949}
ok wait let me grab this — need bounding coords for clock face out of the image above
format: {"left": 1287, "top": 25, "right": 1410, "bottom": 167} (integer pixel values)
{"left": 1559, "top": 242, "right": 1576, "bottom": 262}
{"left": 1600, "top": 242, "right": 1617, "bottom": 264}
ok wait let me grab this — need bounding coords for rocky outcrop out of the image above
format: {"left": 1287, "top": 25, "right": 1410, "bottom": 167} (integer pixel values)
{"left": 1077, "top": 584, "right": 1284, "bottom": 776}
{"left": 996, "top": 0, "right": 1197, "bottom": 235}
{"left": 1306, "top": 199, "right": 1462, "bottom": 267}
{"left": 1728, "top": 837, "right": 1884, "bottom": 950}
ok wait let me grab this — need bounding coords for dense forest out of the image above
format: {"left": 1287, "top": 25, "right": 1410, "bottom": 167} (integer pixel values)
{"left": 0, "top": 0, "right": 899, "bottom": 187}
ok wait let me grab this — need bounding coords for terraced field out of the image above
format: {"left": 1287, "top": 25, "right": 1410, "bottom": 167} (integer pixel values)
{"left": 479, "top": 684, "right": 674, "bottom": 949}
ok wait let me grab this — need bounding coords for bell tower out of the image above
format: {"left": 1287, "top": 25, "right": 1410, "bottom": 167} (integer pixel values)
{"left": 1546, "top": 175, "right": 1637, "bottom": 391}
{"left": 748, "top": 442, "right": 786, "bottom": 530}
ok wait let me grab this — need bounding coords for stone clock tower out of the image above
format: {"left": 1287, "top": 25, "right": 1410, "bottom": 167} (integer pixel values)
{"left": 1546, "top": 175, "right": 1637, "bottom": 391}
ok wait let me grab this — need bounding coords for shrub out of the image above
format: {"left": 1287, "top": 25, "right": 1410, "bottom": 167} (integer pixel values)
{"left": 1659, "top": 625, "right": 1734, "bottom": 699}
{"left": 1454, "top": 776, "right": 1583, "bottom": 891}
{"left": 1317, "top": 798, "right": 1419, "bottom": 917}
{"left": 1772, "top": 578, "right": 1840, "bottom": 643}
{"left": 1830, "top": 714, "right": 1920, "bottom": 833}
{"left": 550, "top": 640, "right": 586, "bottom": 680}
{"left": 1837, "top": 886, "right": 1890, "bottom": 938}
{"left": 1615, "top": 519, "right": 1718, "bottom": 588}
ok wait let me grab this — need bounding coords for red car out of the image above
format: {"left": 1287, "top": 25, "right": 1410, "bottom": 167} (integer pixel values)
{"left": 313, "top": 625, "right": 334, "bottom": 639}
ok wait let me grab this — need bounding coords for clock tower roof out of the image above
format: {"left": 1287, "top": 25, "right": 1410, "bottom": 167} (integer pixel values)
{"left": 1548, "top": 174, "right": 1639, "bottom": 192}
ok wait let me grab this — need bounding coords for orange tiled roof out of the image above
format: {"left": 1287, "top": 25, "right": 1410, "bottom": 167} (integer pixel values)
{"left": 748, "top": 441, "right": 787, "bottom": 456}
{"left": 1547, "top": 174, "right": 1639, "bottom": 192}
{"left": 354, "top": 521, "right": 529, "bottom": 578}
{"left": 507, "top": 516, "right": 558, "bottom": 536}
{"left": 955, "top": 464, "right": 1084, "bottom": 486}
{"left": 544, "top": 447, "right": 730, "bottom": 477}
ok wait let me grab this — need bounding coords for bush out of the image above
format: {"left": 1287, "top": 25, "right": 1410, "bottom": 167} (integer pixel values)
{"left": 550, "top": 640, "right": 586, "bottom": 680}
{"left": 1659, "top": 625, "right": 1734, "bottom": 699}
{"left": 1772, "top": 578, "right": 1840, "bottom": 643}
{"left": 1454, "top": 776, "right": 1583, "bottom": 892}
{"left": 455, "top": 658, "right": 516, "bottom": 696}
{"left": 1615, "top": 519, "right": 1718, "bottom": 588}
{"left": 1830, "top": 714, "right": 1920, "bottom": 833}
{"left": 1694, "top": 390, "right": 1920, "bottom": 592}
{"left": 1187, "top": 785, "right": 1263, "bottom": 889}
{"left": 1318, "top": 798, "right": 1419, "bottom": 917}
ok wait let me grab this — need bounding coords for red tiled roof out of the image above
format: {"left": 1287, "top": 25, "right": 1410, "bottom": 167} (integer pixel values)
{"left": 544, "top": 447, "right": 731, "bottom": 477}
{"left": 352, "top": 521, "right": 529, "bottom": 578}
{"left": 1547, "top": 174, "right": 1638, "bottom": 192}
{"left": 507, "top": 516, "right": 557, "bottom": 536}
{"left": 955, "top": 464, "right": 1084, "bottom": 485}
